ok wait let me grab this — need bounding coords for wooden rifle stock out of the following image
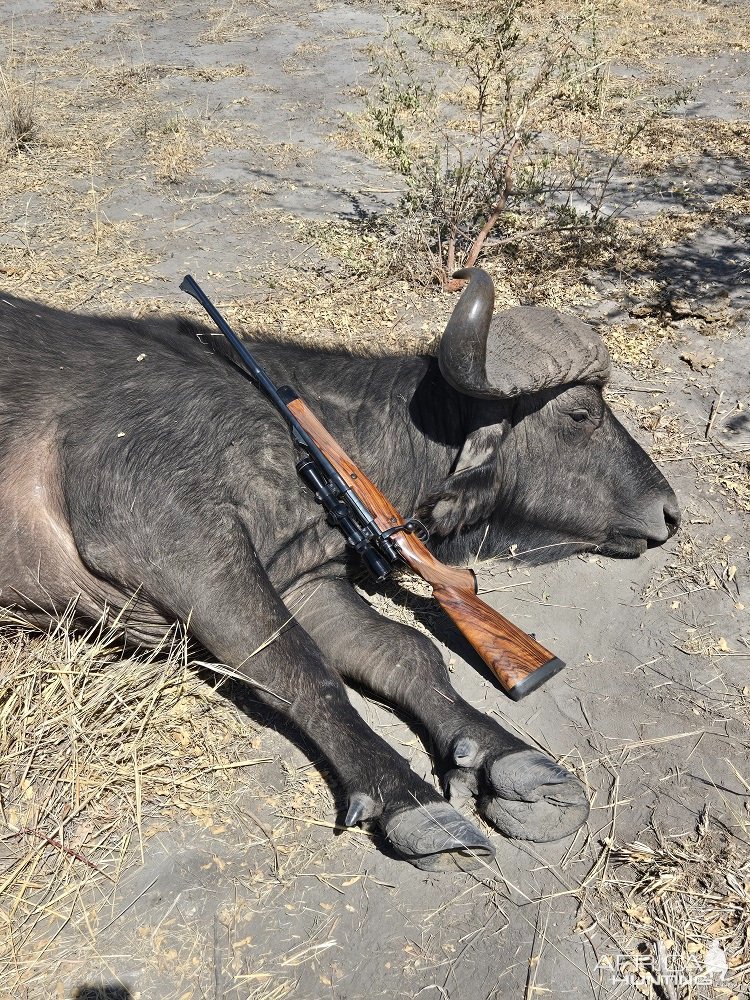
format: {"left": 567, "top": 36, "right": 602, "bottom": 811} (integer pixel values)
{"left": 286, "top": 397, "right": 565, "bottom": 700}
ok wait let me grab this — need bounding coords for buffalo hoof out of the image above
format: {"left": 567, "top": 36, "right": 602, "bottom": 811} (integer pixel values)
{"left": 477, "top": 749, "right": 589, "bottom": 842}
{"left": 383, "top": 802, "right": 495, "bottom": 872}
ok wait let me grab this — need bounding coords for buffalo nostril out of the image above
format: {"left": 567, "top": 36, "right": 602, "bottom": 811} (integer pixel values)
{"left": 638, "top": 494, "right": 680, "bottom": 545}
{"left": 663, "top": 497, "right": 681, "bottom": 537}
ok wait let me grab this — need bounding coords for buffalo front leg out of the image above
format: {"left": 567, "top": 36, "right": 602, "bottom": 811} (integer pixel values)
{"left": 288, "top": 576, "right": 589, "bottom": 843}
{"left": 74, "top": 519, "right": 493, "bottom": 871}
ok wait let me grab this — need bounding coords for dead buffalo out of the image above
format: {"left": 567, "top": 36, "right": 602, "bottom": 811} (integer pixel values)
{"left": 0, "top": 268, "right": 679, "bottom": 870}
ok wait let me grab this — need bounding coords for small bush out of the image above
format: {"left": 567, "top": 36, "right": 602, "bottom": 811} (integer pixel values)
{"left": 364, "top": 0, "right": 688, "bottom": 288}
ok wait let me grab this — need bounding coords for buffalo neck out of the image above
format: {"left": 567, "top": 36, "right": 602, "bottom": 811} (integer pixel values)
{"left": 259, "top": 345, "right": 468, "bottom": 517}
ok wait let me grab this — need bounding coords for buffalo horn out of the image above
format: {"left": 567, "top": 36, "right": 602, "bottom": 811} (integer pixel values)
{"left": 438, "top": 267, "right": 611, "bottom": 399}
{"left": 438, "top": 268, "right": 495, "bottom": 398}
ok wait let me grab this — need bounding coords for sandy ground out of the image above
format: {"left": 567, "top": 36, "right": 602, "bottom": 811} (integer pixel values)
{"left": 0, "top": 2, "right": 748, "bottom": 999}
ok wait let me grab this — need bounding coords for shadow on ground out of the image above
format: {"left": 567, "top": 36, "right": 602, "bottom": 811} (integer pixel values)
{"left": 73, "top": 988, "right": 133, "bottom": 1000}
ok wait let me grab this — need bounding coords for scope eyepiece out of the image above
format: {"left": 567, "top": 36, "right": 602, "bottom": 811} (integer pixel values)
{"left": 361, "top": 545, "right": 391, "bottom": 582}
{"left": 296, "top": 456, "right": 339, "bottom": 506}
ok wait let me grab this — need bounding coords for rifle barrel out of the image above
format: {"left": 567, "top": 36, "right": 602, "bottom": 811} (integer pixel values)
{"left": 180, "top": 274, "right": 379, "bottom": 536}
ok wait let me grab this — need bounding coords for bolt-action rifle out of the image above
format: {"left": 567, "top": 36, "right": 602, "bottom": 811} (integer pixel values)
{"left": 180, "top": 274, "right": 564, "bottom": 700}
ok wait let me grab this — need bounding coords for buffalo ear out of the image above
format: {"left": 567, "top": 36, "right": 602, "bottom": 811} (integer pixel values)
{"left": 420, "top": 422, "right": 507, "bottom": 536}
{"left": 452, "top": 422, "right": 506, "bottom": 474}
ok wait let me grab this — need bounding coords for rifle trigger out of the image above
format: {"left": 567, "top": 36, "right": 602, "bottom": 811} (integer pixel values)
{"left": 380, "top": 518, "right": 429, "bottom": 543}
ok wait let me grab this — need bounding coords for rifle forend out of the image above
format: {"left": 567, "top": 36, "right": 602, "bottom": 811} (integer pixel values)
{"left": 284, "top": 393, "right": 565, "bottom": 701}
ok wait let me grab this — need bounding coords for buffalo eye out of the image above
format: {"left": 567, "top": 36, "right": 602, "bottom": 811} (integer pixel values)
{"left": 569, "top": 408, "right": 590, "bottom": 423}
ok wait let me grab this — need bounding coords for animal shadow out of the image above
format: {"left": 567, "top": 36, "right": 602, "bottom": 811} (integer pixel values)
{"left": 73, "top": 987, "right": 132, "bottom": 1000}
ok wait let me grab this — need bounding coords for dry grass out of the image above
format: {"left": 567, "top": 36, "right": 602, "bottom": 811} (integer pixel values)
{"left": 623, "top": 118, "right": 749, "bottom": 176}
{"left": 0, "top": 34, "right": 248, "bottom": 312}
{"left": 224, "top": 213, "right": 604, "bottom": 358}
{"left": 228, "top": 217, "right": 444, "bottom": 353}
{"left": 0, "top": 36, "right": 159, "bottom": 309}
{"left": 582, "top": 812, "right": 750, "bottom": 996}
{"left": 146, "top": 111, "right": 236, "bottom": 185}
{"left": 641, "top": 532, "right": 742, "bottom": 608}
{"left": 602, "top": 0, "right": 750, "bottom": 62}
{"left": 198, "top": 2, "right": 270, "bottom": 44}
{"left": 54, "top": 1, "right": 106, "bottom": 11}
{"left": 0, "top": 609, "right": 262, "bottom": 992}
{"left": 0, "top": 51, "right": 38, "bottom": 157}
{"left": 282, "top": 40, "right": 329, "bottom": 75}
{"left": 613, "top": 395, "right": 750, "bottom": 516}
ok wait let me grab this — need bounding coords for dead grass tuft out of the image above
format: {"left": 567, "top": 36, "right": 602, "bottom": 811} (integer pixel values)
{"left": 586, "top": 813, "right": 750, "bottom": 994}
{"left": 149, "top": 115, "right": 203, "bottom": 185}
{"left": 199, "top": 2, "right": 268, "bottom": 44}
{"left": 642, "top": 532, "right": 742, "bottom": 608}
{"left": 0, "top": 58, "right": 38, "bottom": 156}
{"left": 0, "top": 609, "right": 259, "bottom": 991}
{"left": 54, "top": 1, "right": 106, "bottom": 11}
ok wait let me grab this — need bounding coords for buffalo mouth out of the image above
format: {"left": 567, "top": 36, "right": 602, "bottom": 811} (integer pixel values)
{"left": 595, "top": 534, "right": 649, "bottom": 558}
